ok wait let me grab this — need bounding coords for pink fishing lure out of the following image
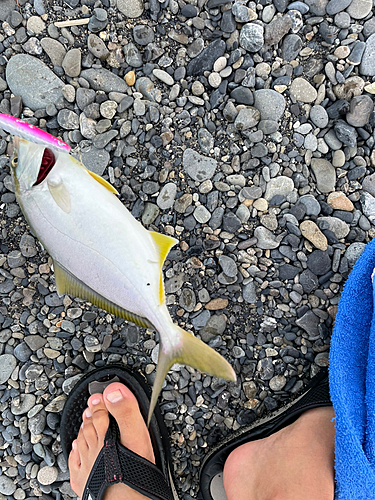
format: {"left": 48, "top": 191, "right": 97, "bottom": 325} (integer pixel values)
{"left": 0, "top": 113, "right": 71, "bottom": 152}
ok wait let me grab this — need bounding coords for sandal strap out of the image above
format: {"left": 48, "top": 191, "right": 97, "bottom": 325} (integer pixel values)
{"left": 82, "top": 417, "right": 174, "bottom": 500}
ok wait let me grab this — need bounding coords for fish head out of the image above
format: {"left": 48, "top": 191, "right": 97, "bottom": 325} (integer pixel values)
{"left": 11, "top": 137, "right": 58, "bottom": 196}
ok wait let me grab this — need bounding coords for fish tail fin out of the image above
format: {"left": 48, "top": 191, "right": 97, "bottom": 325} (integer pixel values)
{"left": 147, "top": 325, "right": 236, "bottom": 425}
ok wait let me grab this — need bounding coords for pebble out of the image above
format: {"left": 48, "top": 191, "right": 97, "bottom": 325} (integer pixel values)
{"left": 117, "top": 0, "right": 144, "bottom": 18}
{"left": 346, "top": 95, "right": 374, "bottom": 127}
{"left": 239, "top": 23, "right": 264, "bottom": 52}
{"left": 327, "top": 192, "right": 354, "bottom": 211}
{"left": 254, "top": 89, "right": 286, "bottom": 121}
{"left": 183, "top": 149, "right": 217, "bottom": 181}
{"left": 300, "top": 220, "right": 328, "bottom": 250}
{"left": 0, "top": 354, "right": 16, "bottom": 384}
{"left": 6, "top": 54, "right": 64, "bottom": 110}
{"left": 311, "top": 158, "right": 336, "bottom": 193}
{"left": 37, "top": 466, "right": 59, "bottom": 486}
{"left": 346, "top": 0, "right": 372, "bottom": 19}
{"left": 290, "top": 78, "right": 318, "bottom": 102}
{"left": 264, "top": 176, "right": 294, "bottom": 201}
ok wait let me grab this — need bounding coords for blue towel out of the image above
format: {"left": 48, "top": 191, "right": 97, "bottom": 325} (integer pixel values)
{"left": 330, "top": 239, "right": 375, "bottom": 499}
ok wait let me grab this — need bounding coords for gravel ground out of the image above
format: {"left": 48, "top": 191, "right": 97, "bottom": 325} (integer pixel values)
{"left": 0, "top": 0, "right": 374, "bottom": 498}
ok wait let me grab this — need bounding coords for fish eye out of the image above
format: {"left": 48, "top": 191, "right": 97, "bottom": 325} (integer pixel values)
{"left": 11, "top": 156, "right": 18, "bottom": 168}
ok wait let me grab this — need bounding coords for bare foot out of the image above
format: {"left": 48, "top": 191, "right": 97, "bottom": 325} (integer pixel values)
{"left": 68, "top": 383, "right": 155, "bottom": 500}
{"left": 223, "top": 407, "right": 335, "bottom": 500}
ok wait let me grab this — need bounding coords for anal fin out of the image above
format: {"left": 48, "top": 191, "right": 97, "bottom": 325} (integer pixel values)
{"left": 53, "top": 260, "right": 151, "bottom": 329}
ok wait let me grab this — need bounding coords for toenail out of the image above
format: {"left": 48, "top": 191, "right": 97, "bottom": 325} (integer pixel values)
{"left": 106, "top": 390, "right": 123, "bottom": 403}
{"left": 72, "top": 440, "right": 76, "bottom": 450}
{"left": 91, "top": 397, "right": 101, "bottom": 405}
{"left": 85, "top": 409, "right": 92, "bottom": 418}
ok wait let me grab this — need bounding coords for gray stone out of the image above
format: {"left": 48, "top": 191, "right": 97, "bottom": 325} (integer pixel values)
{"left": 37, "top": 466, "right": 59, "bottom": 486}
{"left": 296, "top": 310, "right": 319, "bottom": 336}
{"left": 183, "top": 149, "right": 217, "bottom": 182}
{"left": 311, "top": 159, "right": 336, "bottom": 193}
{"left": 219, "top": 255, "right": 237, "bottom": 277}
{"left": 223, "top": 212, "right": 242, "bottom": 232}
{"left": 346, "top": 0, "right": 372, "bottom": 19}
{"left": 0, "top": 354, "right": 16, "bottom": 384}
{"left": 362, "top": 173, "right": 375, "bottom": 197}
{"left": 11, "top": 394, "right": 36, "bottom": 415}
{"left": 264, "top": 15, "right": 293, "bottom": 46}
{"left": 142, "top": 203, "right": 160, "bottom": 225}
{"left": 345, "top": 242, "right": 366, "bottom": 267}
{"left": 40, "top": 37, "right": 66, "bottom": 66}
{"left": 326, "top": 0, "right": 352, "bottom": 14}
{"left": 133, "top": 25, "right": 154, "bottom": 45}
{"left": 360, "top": 192, "right": 375, "bottom": 223}
{"left": 87, "top": 34, "right": 109, "bottom": 60}
{"left": 73, "top": 146, "right": 110, "bottom": 176}
{"left": 290, "top": 78, "right": 317, "bottom": 102}
{"left": 76, "top": 88, "right": 96, "bottom": 110}
{"left": 157, "top": 183, "right": 177, "bottom": 209}
{"left": 6, "top": 54, "right": 64, "bottom": 110}
{"left": 334, "top": 120, "right": 357, "bottom": 147}
{"left": 309, "top": 105, "right": 329, "bottom": 128}
{"left": 187, "top": 39, "right": 226, "bottom": 76}
{"left": 363, "top": 18, "right": 375, "bottom": 39}
{"left": 117, "top": 0, "right": 144, "bottom": 18}
{"left": 346, "top": 95, "right": 374, "bottom": 127}
{"left": 334, "top": 11, "right": 351, "bottom": 28}
{"left": 304, "top": 0, "right": 328, "bottom": 15}
{"left": 254, "top": 89, "right": 286, "bottom": 121}
{"left": 282, "top": 34, "right": 303, "bottom": 61}
{"left": 198, "top": 128, "right": 214, "bottom": 154}
{"left": 257, "top": 357, "right": 274, "bottom": 380}
{"left": 317, "top": 216, "right": 350, "bottom": 239}
{"left": 360, "top": 34, "right": 375, "bottom": 76}
{"left": 234, "top": 107, "right": 261, "bottom": 130}
{"left": 0, "top": 0, "right": 15, "bottom": 22}
{"left": 62, "top": 48, "right": 81, "bottom": 77}
{"left": 243, "top": 281, "right": 257, "bottom": 303}
{"left": 254, "top": 226, "right": 280, "bottom": 249}
{"left": 194, "top": 205, "right": 211, "bottom": 223}
{"left": 80, "top": 68, "right": 128, "bottom": 93}
{"left": 57, "top": 109, "right": 79, "bottom": 130}
{"left": 347, "top": 41, "right": 366, "bottom": 65}
{"left": 153, "top": 69, "right": 174, "bottom": 86}
{"left": 0, "top": 476, "right": 16, "bottom": 496}
{"left": 19, "top": 234, "right": 37, "bottom": 257}
{"left": 124, "top": 42, "right": 143, "bottom": 68}
{"left": 179, "top": 288, "right": 196, "bottom": 312}
{"left": 239, "top": 23, "right": 264, "bottom": 52}
{"left": 264, "top": 176, "right": 294, "bottom": 201}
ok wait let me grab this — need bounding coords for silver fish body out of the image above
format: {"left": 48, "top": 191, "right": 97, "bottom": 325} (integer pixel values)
{"left": 11, "top": 137, "right": 236, "bottom": 421}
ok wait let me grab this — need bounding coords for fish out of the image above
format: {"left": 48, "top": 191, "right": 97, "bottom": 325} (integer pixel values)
{"left": 0, "top": 113, "right": 71, "bottom": 153}
{"left": 7, "top": 128, "right": 236, "bottom": 423}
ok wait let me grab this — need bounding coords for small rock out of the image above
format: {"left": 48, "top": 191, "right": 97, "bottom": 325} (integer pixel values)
{"left": 300, "top": 220, "right": 328, "bottom": 250}
{"left": 327, "top": 192, "right": 354, "bottom": 211}
{"left": 183, "top": 149, "right": 217, "bottom": 181}
{"left": 311, "top": 158, "right": 336, "bottom": 193}
{"left": 290, "top": 77, "right": 317, "bottom": 102}
{"left": 239, "top": 23, "right": 264, "bottom": 52}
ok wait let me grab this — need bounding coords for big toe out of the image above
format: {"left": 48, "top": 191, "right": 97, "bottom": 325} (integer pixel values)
{"left": 103, "top": 382, "right": 155, "bottom": 464}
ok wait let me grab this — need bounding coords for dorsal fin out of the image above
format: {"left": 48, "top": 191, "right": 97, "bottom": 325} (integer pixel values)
{"left": 149, "top": 231, "right": 178, "bottom": 305}
{"left": 53, "top": 260, "right": 151, "bottom": 329}
{"left": 86, "top": 170, "right": 119, "bottom": 195}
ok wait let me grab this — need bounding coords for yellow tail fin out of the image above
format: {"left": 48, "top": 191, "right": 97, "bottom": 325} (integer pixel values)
{"left": 148, "top": 326, "right": 236, "bottom": 424}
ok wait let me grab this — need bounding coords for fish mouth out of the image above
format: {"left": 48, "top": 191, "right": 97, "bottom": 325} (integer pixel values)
{"left": 33, "top": 147, "right": 56, "bottom": 186}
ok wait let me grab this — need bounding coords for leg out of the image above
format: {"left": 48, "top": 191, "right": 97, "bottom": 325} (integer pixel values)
{"left": 68, "top": 383, "right": 155, "bottom": 500}
{"left": 223, "top": 407, "right": 335, "bottom": 500}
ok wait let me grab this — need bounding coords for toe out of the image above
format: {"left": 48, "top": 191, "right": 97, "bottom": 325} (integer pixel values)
{"left": 81, "top": 396, "right": 110, "bottom": 449}
{"left": 103, "top": 382, "right": 155, "bottom": 464}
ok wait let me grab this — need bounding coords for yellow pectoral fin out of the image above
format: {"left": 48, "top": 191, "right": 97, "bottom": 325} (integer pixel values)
{"left": 147, "top": 325, "right": 236, "bottom": 424}
{"left": 149, "top": 231, "right": 178, "bottom": 304}
{"left": 86, "top": 170, "right": 119, "bottom": 195}
{"left": 47, "top": 178, "right": 71, "bottom": 214}
{"left": 149, "top": 231, "right": 178, "bottom": 267}
{"left": 52, "top": 260, "right": 151, "bottom": 329}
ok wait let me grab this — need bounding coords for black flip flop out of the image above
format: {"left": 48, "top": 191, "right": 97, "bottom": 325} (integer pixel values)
{"left": 60, "top": 364, "right": 178, "bottom": 500}
{"left": 198, "top": 368, "right": 332, "bottom": 500}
